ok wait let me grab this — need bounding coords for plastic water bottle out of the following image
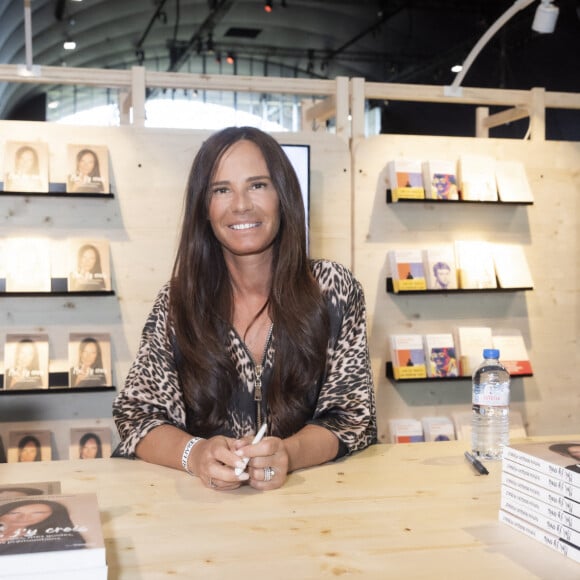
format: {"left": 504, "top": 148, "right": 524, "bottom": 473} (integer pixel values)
{"left": 471, "top": 348, "right": 510, "bottom": 460}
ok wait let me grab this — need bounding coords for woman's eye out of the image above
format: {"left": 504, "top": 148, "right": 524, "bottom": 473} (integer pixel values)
{"left": 212, "top": 187, "right": 229, "bottom": 195}
{"left": 251, "top": 181, "right": 267, "bottom": 190}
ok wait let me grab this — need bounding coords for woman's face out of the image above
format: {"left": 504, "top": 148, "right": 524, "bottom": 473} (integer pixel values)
{"left": 15, "top": 343, "right": 35, "bottom": 368}
{"left": 80, "top": 437, "right": 99, "bottom": 459}
{"left": 16, "top": 150, "right": 36, "bottom": 174}
{"left": 567, "top": 445, "right": 580, "bottom": 460}
{"left": 78, "top": 152, "right": 96, "bottom": 175}
{"left": 18, "top": 441, "right": 39, "bottom": 462}
{"left": 208, "top": 140, "right": 280, "bottom": 261}
{"left": 80, "top": 342, "right": 98, "bottom": 367}
{"left": 1, "top": 503, "right": 52, "bottom": 528}
{"left": 79, "top": 248, "right": 97, "bottom": 272}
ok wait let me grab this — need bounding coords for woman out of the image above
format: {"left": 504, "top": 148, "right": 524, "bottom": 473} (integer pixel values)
{"left": 68, "top": 148, "right": 104, "bottom": 193}
{"left": 6, "top": 339, "right": 43, "bottom": 390}
{"left": 113, "top": 126, "right": 377, "bottom": 491}
{"left": 5, "top": 145, "right": 43, "bottom": 192}
{"left": 0, "top": 499, "right": 86, "bottom": 554}
{"left": 17, "top": 435, "right": 42, "bottom": 462}
{"left": 69, "top": 244, "right": 106, "bottom": 291}
{"left": 79, "top": 432, "right": 103, "bottom": 459}
{"left": 70, "top": 338, "right": 106, "bottom": 388}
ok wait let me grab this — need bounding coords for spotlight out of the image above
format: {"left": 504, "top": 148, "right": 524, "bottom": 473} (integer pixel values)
{"left": 264, "top": 1, "right": 273, "bottom": 13}
{"left": 63, "top": 38, "right": 76, "bottom": 50}
{"left": 532, "top": 0, "right": 559, "bottom": 32}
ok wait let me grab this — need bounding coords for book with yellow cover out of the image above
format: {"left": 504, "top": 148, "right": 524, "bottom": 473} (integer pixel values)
{"left": 386, "top": 158, "right": 425, "bottom": 201}
{"left": 388, "top": 248, "right": 427, "bottom": 292}
{"left": 390, "top": 334, "right": 427, "bottom": 380}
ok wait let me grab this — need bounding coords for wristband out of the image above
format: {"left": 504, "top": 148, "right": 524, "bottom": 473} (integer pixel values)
{"left": 181, "top": 437, "right": 202, "bottom": 475}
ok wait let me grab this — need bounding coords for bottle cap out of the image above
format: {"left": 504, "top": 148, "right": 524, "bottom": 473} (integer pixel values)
{"left": 483, "top": 348, "right": 499, "bottom": 359}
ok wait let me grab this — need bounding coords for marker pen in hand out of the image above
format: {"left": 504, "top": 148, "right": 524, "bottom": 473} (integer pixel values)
{"left": 235, "top": 423, "right": 267, "bottom": 477}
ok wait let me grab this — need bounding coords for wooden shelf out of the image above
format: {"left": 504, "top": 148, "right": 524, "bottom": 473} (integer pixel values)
{"left": 0, "top": 185, "right": 114, "bottom": 198}
{"left": 0, "top": 278, "right": 115, "bottom": 296}
{"left": 386, "top": 189, "right": 533, "bottom": 205}
{"left": 385, "top": 362, "right": 533, "bottom": 382}
{"left": 386, "top": 278, "right": 533, "bottom": 294}
{"left": 0, "top": 372, "right": 115, "bottom": 393}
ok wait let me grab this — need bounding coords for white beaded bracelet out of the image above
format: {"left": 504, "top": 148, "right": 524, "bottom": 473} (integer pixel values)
{"left": 181, "top": 437, "right": 202, "bottom": 475}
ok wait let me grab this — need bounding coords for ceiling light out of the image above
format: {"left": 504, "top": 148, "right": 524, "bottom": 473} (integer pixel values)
{"left": 226, "top": 52, "right": 235, "bottom": 65}
{"left": 532, "top": 0, "right": 559, "bottom": 32}
{"left": 63, "top": 39, "right": 76, "bottom": 50}
{"left": 264, "top": 1, "right": 273, "bottom": 13}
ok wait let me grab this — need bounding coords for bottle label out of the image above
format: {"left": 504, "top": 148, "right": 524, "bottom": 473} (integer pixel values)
{"left": 472, "top": 383, "right": 510, "bottom": 406}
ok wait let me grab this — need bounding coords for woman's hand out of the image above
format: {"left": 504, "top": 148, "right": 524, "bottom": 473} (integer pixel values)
{"left": 233, "top": 435, "right": 289, "bottom": 490}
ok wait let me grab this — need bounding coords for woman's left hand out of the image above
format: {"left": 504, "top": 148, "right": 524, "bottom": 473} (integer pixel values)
{"left": 234, "top": 435, "right": 289, "bottom": 490}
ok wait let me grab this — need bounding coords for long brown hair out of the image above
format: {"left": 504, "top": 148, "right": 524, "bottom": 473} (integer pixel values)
{"left": 170, "top": 127, "right": 329, "bottom": 437}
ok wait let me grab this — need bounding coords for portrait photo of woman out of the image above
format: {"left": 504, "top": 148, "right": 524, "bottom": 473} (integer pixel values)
{"left": 69, "top": 427, "right": 112, "bottom": 460}
{"left": 66, "top": 144, "right": 109, "bottom": 194}
{"left": 7, "top": 430, "right": 52, "bottom": 464}
{"left": 67, "top": 240, "right": 111, "bottom": 292}
{"left": 3, "top": 141, "right": 49, "bottom": 193}
{"left": 3, "top": 334, "right": 49, "bottom": 391}
{"left": 68, "top": 332, "right": 111, "bottom": 388}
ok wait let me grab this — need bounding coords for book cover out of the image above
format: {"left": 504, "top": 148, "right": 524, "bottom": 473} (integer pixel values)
{"left": 387, "top": 248, "right": 427, "bottom": 292}
{"left": 454, "top": 240, "right": 497, "bottom": 289}
{"left": 386, "top": 158, "right": 425, "bottom": 201}
{"left": 502, "top": 457, "right": 580, "bottom": 502}
{"left": 501, "top": 483, "right": 580, "bottom": 533}
{"left": 421, "top": 159, "right": 459, "bottom": 200}
{"left": 67, "top": 239, "right": 111, "bottom": 292}
{"left": 453, "top": 325, "right": 493, "bottom": 376}
{"left": 4, "top": 238, "right": 51, "bottom": 293}
{"left": 504, "top": 441, "right": 580, "bottom": 488}
{"left": 69, "top": 427, "right": 112, "bottom": 460}
{"left": 499, "top": 509, "right": 580, "bottom": 565}
{"left": 492, "top": 243, "right": 534, "bottom": 289}
{"left": 501, "top": 470, "right": 580, "bottom": 518}
{"left": 0, "top": 482, "right": 61, "bottom": 500}
{"left": 66, "top": 144, "right": 110, "bottom": 194}
{"left": 423, "top": 245, "right": 458, "bottom": 290}
{"left": 423, "top": 333, "right": 459, "bottom": 378}
{"left": 457, "top": 153, "right": 497, "bottom": 201}
{"left": 68, "top": 333, "right": 112, "bottom": 388}
{"left": 3, "top": 333, "right": 49, "bottom": 391}
{"left": 492, "top": 328, "right": 533, "bottom": 376}
{"left": 7, "top": 430, "right": 52, "bottom": 463}
{"left": 421, "top": 416, "right": 455, "bottom": 441}
{"left": 3, "top": 141, "right": 49, "bottom": 193}
{"left": 390, "top": 334, "right": 427, "bottom": 380}
{"left": 388, "top": 418, "right": 424, "bottom": 444}
{"left": 0, "top": 493, "right": 106, "bottom": 574}
{"left": 495, "top": 159, "right": 534, "bottom": 203}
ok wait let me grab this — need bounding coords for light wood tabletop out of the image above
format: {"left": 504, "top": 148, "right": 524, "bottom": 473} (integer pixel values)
{"left": 1, "top": 437, "right": 579, "bottom": 579}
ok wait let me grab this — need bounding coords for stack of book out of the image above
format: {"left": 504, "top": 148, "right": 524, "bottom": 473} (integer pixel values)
{"left": 499, "top": 440, "right": 580, "bottom": 565}
{"left": 0, "top": 483, "right": 108, "bottom": 579}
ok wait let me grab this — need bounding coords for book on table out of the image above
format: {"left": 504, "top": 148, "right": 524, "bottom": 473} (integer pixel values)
{"left": 0, "top": 492, "right": 107, "bottom": 578}
{"left": 387, "top": 248, "right": 427, "bottom": 292}
{"left": 0, "top": 482, "right": 61, "bottom": 499}
{"left": 386, "top": 158, "right": 425, "bottom": 201}
{"left": 389, "top": 334, "right": 427, "bottom": 380}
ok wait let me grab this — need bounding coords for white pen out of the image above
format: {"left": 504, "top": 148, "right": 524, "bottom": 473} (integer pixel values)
{"left": 235, "top": 422, "right": 268, "bottom": 476}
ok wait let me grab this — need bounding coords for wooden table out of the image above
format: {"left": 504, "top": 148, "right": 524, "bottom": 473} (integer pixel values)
{"left": 1, "top": 437, "right": 579, "bottom": 579}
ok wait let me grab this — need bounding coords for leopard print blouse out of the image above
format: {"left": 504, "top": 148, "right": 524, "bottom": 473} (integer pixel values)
{"left": 112, "top": 259, "right": 377, "bottom": 458}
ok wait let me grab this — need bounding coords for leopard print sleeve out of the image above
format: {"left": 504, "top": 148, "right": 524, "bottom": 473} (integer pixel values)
{"left": 309, "top": 260, "right": 377, "bottom": 455}
{"left": 112, "top": 283, "right": 186, "bottom": 458}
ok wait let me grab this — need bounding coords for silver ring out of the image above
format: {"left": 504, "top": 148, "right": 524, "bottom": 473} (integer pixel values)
{"left": 209, "top": 477, "right": 217, "bottom": 488}
{"left": 263, "top": 466, "right": 275, "bottom": 482}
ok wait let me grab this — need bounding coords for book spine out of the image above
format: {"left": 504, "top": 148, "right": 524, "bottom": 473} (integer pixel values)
{"left": 502, "top": 458, "right": 580, "bottom": 501}
{"left": 504, "top": 446, "right": 580, "bottom": 487}
{"left": 501, "top": 484, "right": 580, "bottom": 532}
{"left": 502, "top": 471, "right": 580, "bottom": 518}
{"left": 499, "top": 510, "right": 580, "bottom": 564}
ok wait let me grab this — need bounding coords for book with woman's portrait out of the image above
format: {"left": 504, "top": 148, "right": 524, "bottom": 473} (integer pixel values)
{"left": 4, "top": 237, "right": 52, "bottom": 292}
{"left": 68, "top": 332, "right": 112, "bottom": 388}
{"left": 3, "top": 140, "right": 49, "bottom": 193}
{"left": 7, "top": 429, "right": 52, "bottom": 463}
{"left": 66, "top": 144, "right": 110, "bottom": 194}
{"left": 67, "top": 239, "right": 111, "bottom": 292}
{"left": 3, "top": 333, "right": 49, "bottom": 391}
{"left": 69, "top": 427, "right": 112, "bottom": 460}
{"left": 0, "top": 481, "right": 61, "bottom": 499}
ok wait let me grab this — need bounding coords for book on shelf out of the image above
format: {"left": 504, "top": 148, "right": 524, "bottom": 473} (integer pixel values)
{"left": 67, "top": 239, "right": 111, "bottom": 292}
{"left": 421, "top": 159, "right": 459, "bottom": 200}
{"left": 495, "top": 159, "right": 534, "bottom": 203}
{"left": 501, "top": 470, "right": 580, "bottom": 519}
{"left": 492, "top": 243, "right": 534, "bottom": 289}
{"left": 492, "top": 328, "right": 533, "bottom": 376}
{"left": 68, "top": 333, "right": 112, "bottom": 388}
{"left": 454, "top": 240, "right": 497, "bottom": 290}
{"left": 387, "top": 248, "right": 427, "bottom": 292}
{"left": 66, "top": 144, "right": 110, "bottom": 195}
{"left": 453, "top": 325, "right": 493, "bottom": 376}
{"left": 388, "top": 418, "right": 424, "bottom": 444}
{"left": 0, "top": 492, "right": 107, "bottom": 578}
{"left": 2, "top": 140, "right": 49, "bottom": 193}
{"left": 4, "top": 238, "right": 51, "bottom": 292}
{"left": 499, "top": 509, "right": 580, "bottom": 565}
{"left": 457, "top": 153, "right": 497, "bottom": 202}
{"left": 423, "top": 333, "right": 459, "bottom": 378}
{"left": 389, "top": 334, "right": 427, "bottom": 380}
{"left": 421, "top": 416, "right": 455, "bottom": 441}
{"left": 69, "top": 427, "right": 112, "bottom": 460}
{"left": 7, "top": 430, "right": 52, "bottom": 463}
{"left": 386, "top": 158, "right": 425, "bottom": 201}
{"left": 0, "top": 482, "right": 61, "bottom": 499}
{"left": 422, "top": 245, "right": 458, "bottom": 290}
{"left": 3, "top": 333, "right": 50, "bottom": 391}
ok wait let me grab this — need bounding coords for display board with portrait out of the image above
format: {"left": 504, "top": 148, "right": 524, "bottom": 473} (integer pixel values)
{"left": 3, "top": 333, "right": 49, "bottom": 391}
{"left": 66, "top": 144, "right": 110, "bottom": 194}
{"left": 3, "top": 237, "right": 51, "bottom": 292}
{"left": 68, "top": 332, "right": 112, "bottom": 388}
{"left": 67, "top": 239, "right": 111, "bottom": 292}
{"left": 7, "top": 429, "right": 52, "bottom": 463}
{"left": 3, "top": 140, "right": 49, "bottom": 193}
{"left": 69, "top": 427, "right": 112, "bottom": 460}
